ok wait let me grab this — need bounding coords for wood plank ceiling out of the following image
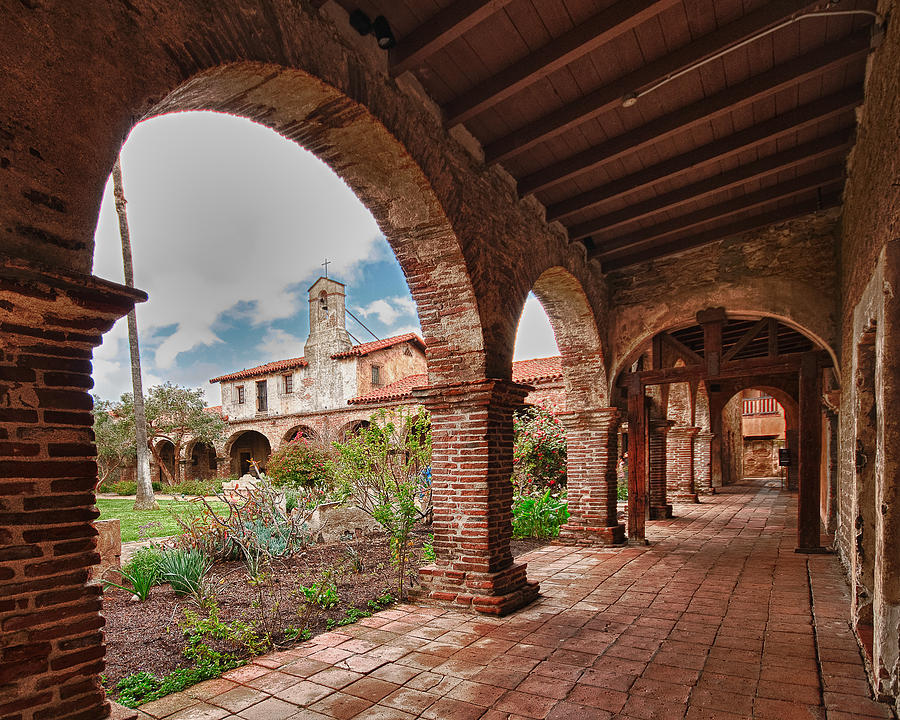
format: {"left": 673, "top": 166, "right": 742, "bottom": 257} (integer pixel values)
{"left": 327, "top": 0, "right": 878, "bottom": 270}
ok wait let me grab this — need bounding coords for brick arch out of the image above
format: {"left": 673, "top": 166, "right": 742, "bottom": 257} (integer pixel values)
{"left": 529, "top": 266, "right": 609, "bottom": 410}
{"left": 281, "top": 424, "right": 320, "bottom": 448}
{"left": 720, "top": 384, "right": 798, "bottom": 431}
{"left": 610, "top": 311, "right": 840, "bottom": 387}
{"left": 5, "top": 6, "right": 488, "bottom": 385}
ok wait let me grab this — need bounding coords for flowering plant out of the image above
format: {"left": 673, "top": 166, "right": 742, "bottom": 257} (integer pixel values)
{"left": 512, "top": 406, "right": 567, "bottom": 490}
{"left": 266, "top": 438, "right": 333, "bottom": 489}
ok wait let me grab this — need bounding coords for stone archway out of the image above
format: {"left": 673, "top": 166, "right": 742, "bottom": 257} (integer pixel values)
{"left": 155, "top": 439, "right": 176, "bottom": 485}
{"left": 281, "top": 425, "right": 318, "bottom": 447}
{"left": 226, "top": 430, "right": 271, "bottom": 478}
{"left": 186, "top": 440, "right": 218, "bottom": 481}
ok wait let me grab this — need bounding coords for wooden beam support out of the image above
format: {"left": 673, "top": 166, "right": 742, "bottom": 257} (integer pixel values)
{"left": 443, "top": 0, "right": 678, "bottom": 127}
{"left": 546, "top": 89, "right": 859, "bottom": 223}
{"left": 723, "top": 318, "right": 769, "bottom": 362}
{"left": 768, "top": 318, "right": 779, "bottom": 358}
{"left": 484, "top": 0, "right": 822, "bottom": 165}
{"left": 797, "top": 351, "right": 823, "bottom": 550}
{"left": 627, "top": 376, "right": 648, "bottom": 543}
{"left": 568, "top": 131, "right": 852, "bottom": 242}
{"left": 518, "top": 32, "right": 869, "bottom": 196}
{"left": 593, "top": 168, "right": 844, "bottom": 260}
{"left": 598, "top": 192, "right": 842, "bottom": 271}
{"left": 390, "top": 0, "right": 514, "bottom": 76}
{"left": 699, "top": 308, "right": 725, "bottom": 379}
{"left": 659, "top": 331, "right": 704, "bottom": 366}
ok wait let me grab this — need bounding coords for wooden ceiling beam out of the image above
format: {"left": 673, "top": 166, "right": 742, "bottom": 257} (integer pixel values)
{"left": 594, "top": 167, "right": 844, "bottom": 259}
{"left": 568, "top": 130, "right": 853, "bottom": 241}
{"left": 485, "top": 0, "right": 823, "bottom": 165}
{"left": 600, "top": 191, "right": 842, "bottom": 271}
{"left": 519, "top": 32, "right": 869, "bottom": 196}
{"left": 442, "top": 0, "right": 679, "bottom": 127}
{"left": 546, "top": 89, "right": 859, "bottom": 223}
{"left": 390, "top": 0, "right": 515, "bottom": 77}
{"left": 723, "top": 318, "right": 770, "bottom": 362}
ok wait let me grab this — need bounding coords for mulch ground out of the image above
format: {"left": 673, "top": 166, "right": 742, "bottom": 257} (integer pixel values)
{"left": 101, "top": 531, "right": 547, "bottom": 698}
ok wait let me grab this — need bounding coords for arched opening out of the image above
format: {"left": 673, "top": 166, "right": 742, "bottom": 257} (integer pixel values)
{"left": 227, "top": 430, "right": 271, "bottom": 478}
{"left": 187, "top": 440, "right": 218, "bottom": 481}
{"left": 154, "top": 439, "right": 176, "bottom": 485}
{"left": 337, "top": 419, "right": 370, "bottom": 443}
{"left": 513, "top": 267, "right": 620, "bottom": 545}
{"left": 282, "top": 425, "right": 318, "bottom": 447}
{"left": 723, "top": 389, "right": 788, "bottom": 483}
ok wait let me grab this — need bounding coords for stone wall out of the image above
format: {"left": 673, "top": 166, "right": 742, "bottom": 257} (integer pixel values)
{"left": 743, "top": 438, "right": 779, "bottom": 478}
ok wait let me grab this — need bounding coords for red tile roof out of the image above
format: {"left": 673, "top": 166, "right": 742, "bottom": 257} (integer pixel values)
{"left": 331, "top": 332, "right": 425, "bottom": 358}
{"left": 209, "top": 357, "right": 308, "bottom": 384}
{"left": 348, "top": 373, "right": 428, "bottom": 405}
{"left": 348, "top": 356, "right": 563, "bottom": 405}
{"left": 512, "top": 356, "right": 563, "bottom": 384}
{"left": 209, "top": 333, "right": 426, "bottom": 384}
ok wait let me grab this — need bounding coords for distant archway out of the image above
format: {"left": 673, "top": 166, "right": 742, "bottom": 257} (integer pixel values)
{"left": 226, "top": 430, "right": 271, "bottom": 477}
{"left": 337, "top": 419, "right": 370, "bottom": 443}
{"left": 282, "top": 425, "right": 318, "bottom": 447}
{"left": 155, "top": 439, "right": 176, "bottom": 485}
{"left": 187, "top": 440, "right": 218, "bottom": 481}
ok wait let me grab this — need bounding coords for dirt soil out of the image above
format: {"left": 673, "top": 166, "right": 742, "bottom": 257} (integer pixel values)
{"left": 102, "top": 532, "right": 547, "bottom": 696}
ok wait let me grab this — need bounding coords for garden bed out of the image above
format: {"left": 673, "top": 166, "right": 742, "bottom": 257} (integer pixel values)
{"left": 101, "top": 530, "right": 546, "bottom": 703}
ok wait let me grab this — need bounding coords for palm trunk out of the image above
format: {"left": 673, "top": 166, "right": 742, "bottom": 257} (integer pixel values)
{"left": 113, "top": 158, "right": 158, "bottom": 510}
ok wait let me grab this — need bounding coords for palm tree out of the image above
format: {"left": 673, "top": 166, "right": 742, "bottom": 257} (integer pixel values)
{"left": 112, "top": 157, "right": 158, "bottom": 510}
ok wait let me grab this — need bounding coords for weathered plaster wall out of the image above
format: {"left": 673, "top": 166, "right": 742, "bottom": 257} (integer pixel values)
{"left": 355, "top": 342, "right": 427, "bottom": 398}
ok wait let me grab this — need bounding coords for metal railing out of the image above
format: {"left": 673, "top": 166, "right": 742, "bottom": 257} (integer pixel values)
{"left": 742, "top": 396, "right": 779, "bottom": 416}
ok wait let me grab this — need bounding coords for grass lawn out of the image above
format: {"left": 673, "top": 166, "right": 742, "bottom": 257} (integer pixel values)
{"left": 96, "top": 498, "right": 226, "bottom": 543}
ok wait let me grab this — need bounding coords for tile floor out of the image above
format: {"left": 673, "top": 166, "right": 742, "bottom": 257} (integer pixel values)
{"left": 135, "top": 480, "right": 896, "bottom": 719}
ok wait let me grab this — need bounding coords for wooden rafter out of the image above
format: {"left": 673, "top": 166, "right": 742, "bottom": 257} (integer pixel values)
{"left": 659, "top": 332, "right": 704, "bottom": 366}
{"left": 568, "top": 131, "right": 852, "bottom": 242}
{"left": 600, "top": 191, "right": 842, "bottom": 271}
{"left": 518, "top": 33, "right": 869, "bottom": 196}
{"left": 593, "top": 168, "right": 844, "bottom": 259}
{"left": 442, "top": 0, "right": 678, "bottom": 127}
{"left": 723, "top": 318, "right": 770, "bottom": 362}
{"left": 483, "top": 0, "right": 821, "bottom": 165}
{"left": 390, "top": 0, "right": 515, "bottom": 77}
{"left": 546, "top": 89, "right": 860, "bottom": 223}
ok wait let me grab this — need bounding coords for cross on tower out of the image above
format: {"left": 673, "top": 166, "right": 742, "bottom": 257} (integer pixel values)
{"left": 322, "top": 258, "right": 331, "bottom": 278}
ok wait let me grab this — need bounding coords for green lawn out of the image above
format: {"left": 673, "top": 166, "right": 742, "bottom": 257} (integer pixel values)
{"left": 96, "top": 498, "right": 226, "bottom": 543}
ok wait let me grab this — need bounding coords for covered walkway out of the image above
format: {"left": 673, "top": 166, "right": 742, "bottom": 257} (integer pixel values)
{"left": 134, "top": 481, "right": 893, "bottom": 720}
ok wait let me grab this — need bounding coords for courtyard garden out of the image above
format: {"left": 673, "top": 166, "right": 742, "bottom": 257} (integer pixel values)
{"left": 98, "top": 406, "right": 571, "bottom": 708}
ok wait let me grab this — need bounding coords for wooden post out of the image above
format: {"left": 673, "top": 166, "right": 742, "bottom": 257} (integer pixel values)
{"left": 627, "top": 376, "right": 648, "bottom": 543}
{"left": 797, "top": 351, "right": 823, "bottom": 551}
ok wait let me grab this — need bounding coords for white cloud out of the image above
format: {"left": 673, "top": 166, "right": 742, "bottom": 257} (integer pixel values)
{"left": 260, "top": 328, "right": 306, "bottom": 360}
{"left": 356, "top": 295, "right": 417, "bottom": 325}
{"left": 92, "top": 111, "right": 385, "bottom": 399}
{"left": 514, "top": 293, "right": 559, "bottom": 360}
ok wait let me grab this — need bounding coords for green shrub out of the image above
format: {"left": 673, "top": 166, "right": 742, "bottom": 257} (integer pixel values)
{"left": 123, "top": 546, "right": 163, "bottom": 582}
{"left": 99, "top": 480, "right": 138, "bottom": 495}
{"left": 103, "top": 562, "right": 158, "bottom": 601}
{"left": 267, "top": 438, "right": 333, "bottom": 488}
{"left": 512, "top": 487, "right": 569, "bottom": 539}
{"left": 168, "top": 478, "right": 223, "bottom": 496}
{"left": 159, "top": 547, "right": 210, "bottom": 597}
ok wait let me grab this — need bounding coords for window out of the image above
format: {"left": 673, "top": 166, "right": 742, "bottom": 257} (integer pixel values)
{"left": 236, "top": 385, "right": 245, "bottom": 404}
{"left": 371, "top": 365, "right": 382, "bottom": 387}
{"left": 256, "top": 380, "right": 268, "bottom": 412}
{"left": 283, "top": 374, "right": 293, "bottom": 394}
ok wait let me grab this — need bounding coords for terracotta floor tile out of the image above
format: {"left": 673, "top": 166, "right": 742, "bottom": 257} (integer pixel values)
{"left": 137, "top": 482, "right": 895, "bottom": 720}
{"left": 236, "top": 696, "right": 297, "bottom": 720}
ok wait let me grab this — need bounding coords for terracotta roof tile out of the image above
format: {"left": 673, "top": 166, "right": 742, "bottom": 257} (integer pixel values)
{"left": 348, "top": 373, "right": 428, "bottom": 405}
{"left": 348, "top": 356, "right": 562, "bottom": 405}
{"left": 331, "top": 332, "right": 425, "bottom": 358}
{"left": 512, "top": 356, "right": 563, "bottom": 384}
{"left": 209, "top": 357, "right": 308, "bottom": 384}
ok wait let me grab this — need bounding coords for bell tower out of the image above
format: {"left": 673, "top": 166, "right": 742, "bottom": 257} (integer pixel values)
{"left": 304, "top": 277, "right": 352, "bottom": 362}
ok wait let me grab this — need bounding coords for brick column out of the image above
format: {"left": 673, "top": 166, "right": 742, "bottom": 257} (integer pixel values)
{"left": 557, "top": 408, "right": 625, "bottom": 546}
{"left": 667, "top": 426, "right": 700, "bottom": 503}
{"left": 648, "top": 419, "right": 673, "bottom": 519}
{"left": 0, "top": 261, "right": 144, "bottom": 720}
{"left": 693, "top": 431, "right": 715, "bottom": 495}
{"left": 412, "top": 379, "right": 539, "bottom": 615}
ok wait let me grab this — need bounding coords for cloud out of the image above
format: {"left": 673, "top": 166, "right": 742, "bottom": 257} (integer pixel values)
{"left": 260, "top": 328, "right": 306, "bottom": 360}
{"left": 92, "top": 111, "right": 385, "bottom": 399}
{"left": 513, "top": 294, "right": 559, "bottom": 361}
{"left": 356, "top": 296, "right": 417, "bottom": 326}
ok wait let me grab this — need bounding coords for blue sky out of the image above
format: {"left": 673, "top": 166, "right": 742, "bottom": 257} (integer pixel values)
{"left": 92, "top": 111, "right": 557, "bottom": 404}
